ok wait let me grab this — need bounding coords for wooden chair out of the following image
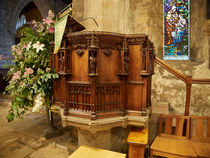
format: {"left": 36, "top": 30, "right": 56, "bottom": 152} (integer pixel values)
{"left": 190, "top": 116, "right": 210, "bottom": 158}
{"left": 150, "top": 114, "right": 197, "bottom": 158}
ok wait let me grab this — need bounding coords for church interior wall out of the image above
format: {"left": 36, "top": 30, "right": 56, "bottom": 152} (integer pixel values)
{"left": 73, "top": 0, "right": 210, "bottom": 116}
{"left": 0, "top": 0, "right": 209, "bottom": 115}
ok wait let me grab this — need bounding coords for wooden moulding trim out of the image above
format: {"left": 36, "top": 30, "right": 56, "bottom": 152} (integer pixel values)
{"left": 139, "top": 73, "right": 153, "bottom": 77}
{"left": 59, "top": 111, "right": 148, "bottom": 132}
{"left": 127, "top": 141, "right": 147, "bottom": 146}
{"left": 116, "top": 73, "right": 129, "bottom": 77}
{"left": 67, "top": 110, "right": 122, "bottom": 119}
{"left": 66, "top": 31, "right": 146, "bottom": 39}
{"left": 66, "top": 31, "right": 148, "bottom": 47}
{"left": 57, "top": 72, "right": 72, "bottom": 76}
{"left": 126, "top": 110, "right": 146, "bottom": 117}
{"left": 127, "top": 81, "right": 144, "bottom": 85}
{"left": 98, "top": 81, "right": 121, "bottom": 85}
{"left": 67, "top": 81, "right": 92, "bottom": 84}
{"left": 96, "top": 111, "right": 121, "bottom": 119}
{"left": 154, "top": 57, "right": 187, "bottom": 82}
{"left": 68, "top": 112, "right": 91, "bottom": 119}
{"left": 88, "top": 73, "right": 100, "bottom": 77}
{"left": 69, "top": 109, "right": 91, "bottom": 115}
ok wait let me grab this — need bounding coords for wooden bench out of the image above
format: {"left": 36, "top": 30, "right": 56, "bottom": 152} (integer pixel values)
{"left": 190, "top": 116, "right": 210, "bottom": 158}
{"left": 150, "top": 114, "right": 197, "bottom": 158}
{"left": 68, "top": 145, "right": 126, "bottom": 158}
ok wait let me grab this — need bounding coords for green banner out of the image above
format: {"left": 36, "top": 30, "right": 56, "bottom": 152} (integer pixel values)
{"left": 54, "top": 14, "right": 69, "bottom": 54}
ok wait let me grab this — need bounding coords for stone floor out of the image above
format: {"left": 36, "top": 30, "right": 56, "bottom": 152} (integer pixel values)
{"left": 0, "top": 94, "right": 77, "bottom": 158}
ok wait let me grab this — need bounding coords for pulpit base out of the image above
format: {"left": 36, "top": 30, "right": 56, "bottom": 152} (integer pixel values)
{"left": 51, "top": 105, "right": 148, "bottom": 133}
{"left": 78, "top": 129, "right": 112, "bottom": 150}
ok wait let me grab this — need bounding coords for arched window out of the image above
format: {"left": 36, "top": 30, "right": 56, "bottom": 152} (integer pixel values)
{"left": 163, "top": 0, "right": 190, "bottom": 60}
{"left": 16, "top": 15, "right": 26, "bottom": 30}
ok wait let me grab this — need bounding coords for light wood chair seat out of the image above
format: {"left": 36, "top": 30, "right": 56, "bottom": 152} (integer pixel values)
{"left": 150, "top": 136, "right": 196, "bottom": 158}
{"left": 150, "top": 114, "right": 196, "bottom": 158}
{"left": 190, "top": 116, "right": 210, "bottom": 158}
{"left": 190, "top": 140, "right": 210, "bottom": 158}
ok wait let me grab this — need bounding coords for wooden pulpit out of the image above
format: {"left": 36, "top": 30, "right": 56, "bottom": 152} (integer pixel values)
{"left": 50, "top": 16, "right": 155, "bottom": 132}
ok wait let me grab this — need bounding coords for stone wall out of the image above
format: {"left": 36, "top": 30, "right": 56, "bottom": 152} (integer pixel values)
{"left": 73, "top": 0, "right": 210, "bottom": 116}
{"left": 0, "top": 0, "right": 67, "bottom": 67}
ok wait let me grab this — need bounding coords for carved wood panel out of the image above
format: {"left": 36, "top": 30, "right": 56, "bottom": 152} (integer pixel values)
{"left": 96, "top": 84, "right": 121, "bottom": 112}
{"left": 68, "top": 83, "right": 92, "bottom": 111}
{"left": 51, "top": 32, "right": 155, "bottom": 121}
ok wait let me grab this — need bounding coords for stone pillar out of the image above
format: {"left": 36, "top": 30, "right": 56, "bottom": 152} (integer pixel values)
{"left": 78, "top": 129, "right": 111, "bottom": 150}
{"left": 78, "top": 127, "right": 129, "bottom": 152}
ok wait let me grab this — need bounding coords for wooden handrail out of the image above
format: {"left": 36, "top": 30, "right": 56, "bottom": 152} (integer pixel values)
{"left": 154, "top": 57, "right": 187, "bottom": 82}
{"left": 154, "top": 56, "right": 210, "bottom": 116}
{"left": 192, "top": 78, "right": 210, "bottom": 84}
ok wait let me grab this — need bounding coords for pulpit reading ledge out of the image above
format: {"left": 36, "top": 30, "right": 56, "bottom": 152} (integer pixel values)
{"left": 50, "top": 30, "right": 155, "bottom": 133}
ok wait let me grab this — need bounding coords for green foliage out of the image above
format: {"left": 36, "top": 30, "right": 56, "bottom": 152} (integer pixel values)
{"left": 5, "top": 10, "right": 58, "bottom": 122}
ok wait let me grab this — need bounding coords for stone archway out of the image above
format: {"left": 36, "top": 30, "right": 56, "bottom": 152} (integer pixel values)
{"left": 8, "top": 0, "right": 49, "bottom": 38}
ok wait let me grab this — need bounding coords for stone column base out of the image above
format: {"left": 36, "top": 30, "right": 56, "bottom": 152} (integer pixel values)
{"left": 78, "top": 127, "right": 130, "bottom": 152}
{"left": 78, "top": 129, "right": 111, "bottom": 150}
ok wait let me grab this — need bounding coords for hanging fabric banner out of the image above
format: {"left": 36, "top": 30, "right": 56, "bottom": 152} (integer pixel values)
{"left": 54, "top": 14, "right": 69, "bottom": 54}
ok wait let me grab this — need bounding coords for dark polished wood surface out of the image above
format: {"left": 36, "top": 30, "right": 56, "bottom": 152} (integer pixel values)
{"left": 51, "top": 31, "right": 155, "bottom": 120}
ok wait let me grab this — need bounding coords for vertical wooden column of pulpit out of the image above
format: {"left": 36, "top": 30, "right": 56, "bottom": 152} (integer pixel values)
{"left": 50, "top": 14, "right": 85, "bottom": 114}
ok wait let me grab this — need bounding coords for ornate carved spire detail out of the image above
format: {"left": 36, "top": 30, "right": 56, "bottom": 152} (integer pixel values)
{"left": 122, "top": 38, "right": 129, "bottom": 74}
{"left": 140, "top": 36, "right": 155, "bottom": 76}
{"left": 87, "top": 34, "right": 99, "bottom": 48}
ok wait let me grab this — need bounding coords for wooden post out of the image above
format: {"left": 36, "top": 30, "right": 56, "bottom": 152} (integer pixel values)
{"left": 120, "top": 78, "right": 126, "bottom": 116}
{"left": 185, "top": 75, "right": 192, "bottom": 116}
{"left": 127, "top": 128, "right": 148, "bottom": 158}
{"left": 91, "top": 79, "right": 97, "bottom": 120}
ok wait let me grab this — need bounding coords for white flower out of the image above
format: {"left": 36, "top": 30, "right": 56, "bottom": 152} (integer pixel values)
{"left": 12, "top": 45, "right": 16, "bottom": 51}
{"left": 33, "top": 41, "right": 44, "bottom": 53}
{"left": 26, "top": 42, "right": 32, "bottom": 51}
{"left": 32, "top": 94, "right": 45, "bottom": 112}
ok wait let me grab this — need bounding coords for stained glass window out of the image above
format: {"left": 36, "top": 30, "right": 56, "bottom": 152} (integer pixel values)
{"left": 163, "top": 0, "right": 190, "bottom": 60}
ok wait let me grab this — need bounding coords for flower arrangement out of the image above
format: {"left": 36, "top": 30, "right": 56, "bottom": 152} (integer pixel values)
{"left": 5, "top": 10, "right": 58, "bottom": 122}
